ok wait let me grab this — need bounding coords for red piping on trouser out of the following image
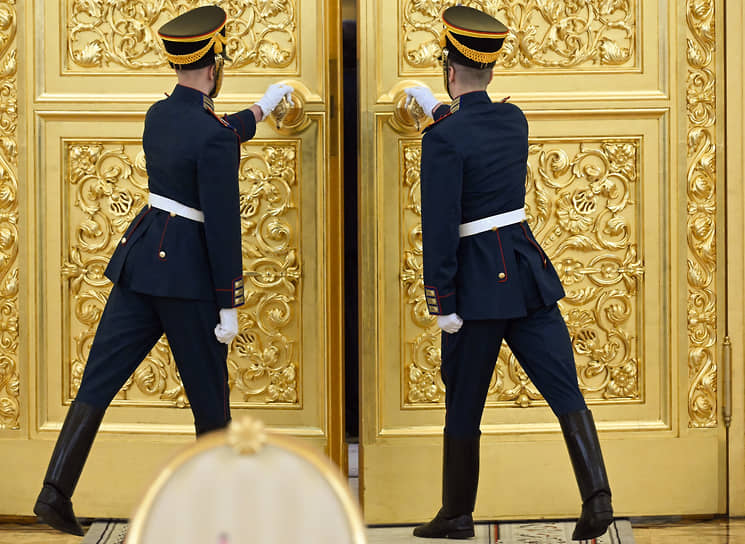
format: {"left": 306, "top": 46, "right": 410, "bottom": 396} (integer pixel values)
{"left": 520, "top": 222, "right": 547, "bottom": 267}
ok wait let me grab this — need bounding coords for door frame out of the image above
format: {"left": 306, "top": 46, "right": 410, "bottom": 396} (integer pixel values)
{"left": 725, "top": 0, "right": 745, "bottom": 517}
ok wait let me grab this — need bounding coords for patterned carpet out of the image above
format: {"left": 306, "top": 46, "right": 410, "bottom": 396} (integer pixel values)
{"left": 80, "top": 521, "right": 128, "bottom": 544}
{"left": 79, "top": 518, "right": 634, "bottom": 543}
{"left": 496, "top": 519, "right": 634, "bottom": 543}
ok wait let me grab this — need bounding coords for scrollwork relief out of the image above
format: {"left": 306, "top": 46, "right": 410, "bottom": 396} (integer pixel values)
{"left": 67, "top": 0, "right": 297, "bottom": 72}
{"left": 402, "top": 139, "right": 643, "bottom": 407}
{"left": 402, "top": 0, "right": 636, "bottom": 71}
{"left": 686, "top": 0, "right": 717, "bottom": 428}
{"left": 64, "top": 140, "right": 301, "bottom": 406}
{"left": 231, "top": 143, "right": 301, "bottom": 404}
{"left": 0, "top": 0, "right": 18, "bottom": 430}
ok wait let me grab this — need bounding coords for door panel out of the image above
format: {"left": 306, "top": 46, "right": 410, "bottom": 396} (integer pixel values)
{"left": 1, "top": 0, "right": 342, "bottom": 517}
{"left": 359, "top": 0, "right": 726, "bottom": 523}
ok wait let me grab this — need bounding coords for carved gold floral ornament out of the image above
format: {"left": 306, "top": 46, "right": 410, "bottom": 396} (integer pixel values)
{"left": 686, "top": 0, "right": 717, "bottom": 428}
{"left": 0, "top": 0, "right": 18, "bottom": 430}
{"left": 67, "top": 0, "right": 297, "bottom": 71}
{"left": 402, "top": 0, "right": 636, "bottom": 71}
{"left": 228, "top": 416, "right": 267, "bottom": 454}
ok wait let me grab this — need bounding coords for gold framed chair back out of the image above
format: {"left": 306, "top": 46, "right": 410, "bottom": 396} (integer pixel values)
{"left": 127, "top": 417, "right": 366, "bottom": 544}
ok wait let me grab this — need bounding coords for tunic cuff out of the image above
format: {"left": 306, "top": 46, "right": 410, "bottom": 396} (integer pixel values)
{"left": 424, "top": 286, "right": 456, "bottom": 316}
{"left": 216, "top": 276, "right": 245, "bottom": 308}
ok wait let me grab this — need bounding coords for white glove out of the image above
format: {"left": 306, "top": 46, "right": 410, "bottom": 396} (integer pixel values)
{"left": 254, "top": 83, "right": 295, "bottom": 118}
{"left": 437, "top": 313, "right": 463, "bottom": 334}
{"left": 404, "top": 86, "right": 440, "bottom": 119}
{"left": 214, "top": 308, "right": 239, "bottom": 345}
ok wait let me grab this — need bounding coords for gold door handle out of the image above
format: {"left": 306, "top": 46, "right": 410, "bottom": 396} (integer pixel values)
{"left": 267, "top": 81, "right": 310, "bottom": 134}
{"left": 390, "top": 85, "right": 433, "bottom": 135}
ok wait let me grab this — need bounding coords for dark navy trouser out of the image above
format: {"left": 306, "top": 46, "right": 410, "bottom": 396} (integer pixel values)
{"left": 440, "top": 303, "right": 587, "bottom": 438}
{"left": 75, "top": 283, "right": 231, "bottom": 435}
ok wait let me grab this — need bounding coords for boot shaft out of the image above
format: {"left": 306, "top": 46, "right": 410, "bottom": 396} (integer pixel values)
{"left": 441, "top": 434, "right": 480, "bottom": 517}
{"left": 43, "top": 401, "right": 105, "bottom": 498}
{"left": 559, "top": 409, "right": 611, "bottom": 502}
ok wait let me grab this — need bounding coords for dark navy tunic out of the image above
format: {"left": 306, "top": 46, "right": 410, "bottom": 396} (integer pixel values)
{"left": 421, "top": 91, "right": 565, "bottom": 320}
{"left": 106, "top": 84, "right": 256, "bottom": 307}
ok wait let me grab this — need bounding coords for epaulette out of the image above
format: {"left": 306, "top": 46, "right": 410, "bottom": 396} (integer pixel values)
{"left": 202, "top": 96, "right": 238, "bottom": 134}
{"left": 212, "top": 110, "right": 237, "bottom": 132}
{"left": 422, "top": 111, "right": 453, "bottom": 134}
{"left": 422, "top": 97, "right": 460, "bottom": 133}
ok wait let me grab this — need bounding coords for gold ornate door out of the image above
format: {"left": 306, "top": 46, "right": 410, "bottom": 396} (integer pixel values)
{"left": 1, "top": 0, "right": 343, "bottom": 517}
{"left": 358, "top": 0, "right": 729, "bottom": 523}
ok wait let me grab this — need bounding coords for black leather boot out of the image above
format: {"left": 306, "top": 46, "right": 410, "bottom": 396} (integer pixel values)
{"left": 34, "top": 401, "right": 105, "bottom": 536}
{"left": 559, "top": 409, "right": 614, "bottom": 541}
{"left": 413, "top": 434, "right": 479, "bottom": 539}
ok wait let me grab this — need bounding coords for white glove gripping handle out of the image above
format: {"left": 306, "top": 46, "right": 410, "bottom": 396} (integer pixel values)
{"left": 404, "top": 86, "right": 439, "bottom": 120}
{"left": 255, "top": 83, "right": 295, "bottom": 118}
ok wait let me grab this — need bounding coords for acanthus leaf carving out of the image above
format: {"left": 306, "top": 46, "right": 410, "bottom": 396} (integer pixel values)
{"left": 67, "top": 0, "right": 297, "bottom": 72}
{"left": 0, "top": 0, "right": 17, "bottom": 431}
{"left": 402, "top": 0, "right": 636, "bottom": 72}
{"left": 686, "top": 0, "right": 717, "bottom": 428}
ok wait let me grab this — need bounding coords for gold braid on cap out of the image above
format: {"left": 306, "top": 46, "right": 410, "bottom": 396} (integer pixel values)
{"left": 440, "top": 27, "right": 501, "bottom": 65}
{"left": 161, "top": 24, "right": 227, "bottom": 65}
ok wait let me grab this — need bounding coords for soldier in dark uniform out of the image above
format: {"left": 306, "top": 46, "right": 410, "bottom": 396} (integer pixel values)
{"left": 405, "top": 6, "right": 614, "bottom": 541}
{"left": 33, "top": 6, "right": 294, "bottom": 536}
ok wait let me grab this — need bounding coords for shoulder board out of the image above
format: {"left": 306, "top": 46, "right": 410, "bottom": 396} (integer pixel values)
{"left": 422, "top": 112, "right": 452, "bottom": 134}
{"left": 201, "top": 95, "right": 237, "bottom": 133}
{"left": 205, "top": 108, "right": 239, "bottom": 134}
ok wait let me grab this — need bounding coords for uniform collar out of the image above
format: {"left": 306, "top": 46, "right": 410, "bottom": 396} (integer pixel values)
{"left": 450, "top": 90, "right": 491, "bottom": 113}
{"left": 170, "top": 84, "right": 214, "bottom": 111}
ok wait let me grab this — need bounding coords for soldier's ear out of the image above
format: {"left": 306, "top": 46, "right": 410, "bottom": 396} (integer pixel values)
{"left": 448, "top": 65, "right": 456, "bottom": 83}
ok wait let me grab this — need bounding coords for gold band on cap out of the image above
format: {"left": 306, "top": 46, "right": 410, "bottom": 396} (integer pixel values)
{"left": 442, "top": 19, "right": 509, "bottom": 40}
{"left": 440, "top": 28, "right": 501, "bottom": 65}
{"left": 160, "top": 24, "right": 227, "bottom": 65}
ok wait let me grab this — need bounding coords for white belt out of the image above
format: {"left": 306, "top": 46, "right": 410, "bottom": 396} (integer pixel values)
{"left": 458, "top": 207, "right": 526, "bottom": 238}
{"left": 149, "top": 193, "right": 205, "bottom": 223}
